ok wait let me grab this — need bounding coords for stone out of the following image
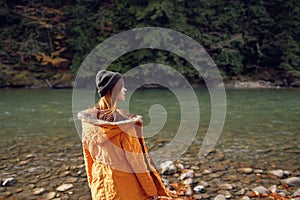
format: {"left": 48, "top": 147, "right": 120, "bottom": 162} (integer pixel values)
{"left": 283, "top": 170, "right": 292, "bottom": 176}
{"left": 193, "top": 185, "right": 205, "bottom": 193}
{"left": 161, "top": 178, "right": 169, "bottom": 187}
{"left": 238, "top": 168, "right": 253, "bottom": 174}
{"left": 14, "top": 188, "right": 23, "bottom": 193}
{"left": 33, "top": 187, "right": 46, "bottom": 195}
{"left": 60, "top": 171, "right": 70, "bottom": 177}
{"left": 252, "top": 186, "right": 269, "bottom": 195}
{"left": 281, "top": 177, "right": 300, "bottom": 187}
{"left": 183, "top": 178, "right": 193, "bottom": 185}
{"left": 223, "top": 191, "right": 232, "bottom": 198}
{"left": 0, "top": 191, "right": 12, "bottom": 197}
{"left": 269, "top": 169, "right": 284, "bottom": 178}
{"left": 79, "top": 196, "right": 91, "bottom": 200}
{"left": 214, "top": 194, "right": 226, "bottom": 200}
{"left": 66, "top": 177, "right": 78, "bottom": 183}
{"left": 191, "top": 166, "right": 200, "bottom": 171}
{"left": 202, "top": 194, "right": 210, "bottom": 199}
{"left": 29, "top": 178, "right": 39, "bottom": 184}
{"left": 193, "top": 194, "right": 202, "bottom": 199}
{"left": 254, "top": 169, "right": 264, "bottom": 174}
{"left": 2, "top": 178, "right": 16, "bottom": 186}
{"left": 59, "top": 165, "right": 70, "bottom": 171}
{"left": 25, "top": 154, "right": 35, "bottom": 159}
{"left": 17, "top": 160, "right": 31, "bottom": 166}
{"left": 44, "top": 191, "right": 56, "bottom": 200}
{"left": 175, "top": 163, "right": 184, "bottom": 170}
{"left": 209, "top": 173, "right": 222, "bottom": 178}
{"left": 241, "top": 196, "right": 251, "bottom": 200}
{"left": 235, "top": 188, "right": 245, "bottom": 196}
{"left": 278, "top": 190, "right": 289, "bottom": 197}
{"left": 291, "top": 198, "right": 300, "bottom": 200}
{"left": 268, "top": 185, "right": 277, "bottom": 193}
{"left": 218, "top": 183, "right": 233, "bottom": 190}
{"left": 202, "top": 169, "right": 213, "bottom": 175}
{"left": 293, "top": 188, "right": 300, "bottom": 196}
{"left": 160, "top": 161, "right": 177, "bottom": 175}
{"left": 0, "top": 165, "right": 7, "bottom": 170}
{"left": 180, "top": 170, "right": 194, "bottom": 180}
{"left": 186, "top": 186, "right": 193, "bottom": 196}
{"left": 56, "top": 183, "right": 74, "bottom": 192}
{"left": 28, "top": 183, "right": 36, "bottom": 189}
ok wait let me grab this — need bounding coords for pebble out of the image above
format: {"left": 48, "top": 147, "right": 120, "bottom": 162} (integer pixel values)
{"left": 44, "top": 191, "right": 56, "bottom": 200}
{"left": 186, "top": 186, "right": 193, "bottom": 196}
{"left": 17, "top": 160, "right": 31, "bottom": 166}
{"left": 193, "top": 194, "right": 202, "bottom": 199}
{"left": 183, "top": 178, "right": 193, "bottom": 185}
{"left": 214, "top": 194, "right": 226, "bottom": 200}
{"left": 281, "top": 177, "right": 300, "bottom": 187}
{"left": 33, "top": 187, "right": 46, "bottom": 195}
{"left": 193, "top": 185, "right": 205, "bottom": 193}
{"left": 191, "top": 166, "right": 200, "bottom": 171}
{"left": 14, "top": 188, "right": 23, "bottom": 193}
{"left": 25, "top": 154, "right": 35, "bottom": 159}
{"left": 162, "top": 178, "right": 169, "bottom": 187}
{"left": 0, "top": 165, "right": 7, "bottom": 170}
{"left": 218, "top": 183, "right": 233, "bottom": 190}
{"left": 60, "top": 171, "right": 71, "bottom": 177}
{"left": 252, "top": 186, "right": 269, "bottom": 195}
{"left": 268, "top": 185, "right": 277, "bottom": 193}
{"left": 180, "top": 170, "right": 194, "bottom": 180}
{"left": 28, "top": 183, "right": 35, "bottom": 189}
{"left": 278, "top": 190, "right": 289, "bottom": 197}
{"left": 202, "top": 169, "right": 213, "bottom": 175}
{"left": 0, "top": 191, "right": 12, "bottom": 197}
{"left": 235, "top": 188, "right": 245, "bottom": 196}
{"left": 238, "top": 168, "right": 253, "bottom": 174}
{"left": 56, "top": 184, "right": 74, "bottom": 192}
{"left": 293, "top": 188, "right": 300, "bottom": 196}
{"left": 175, "top": 163, "right": 184, "bottom": 170}
{"left": 254, "top": 169, "right": 264, "bottom": 174}
{"left": 223, "top": 191, "right": 232, "bottom": 198}
{"left": 269, "top": 169, "right": 284, "bottom": 178}
{"left": 160, "top": 161, "right": 177, "bottom": 175}
{"left": 79, "top": 196, "right": 91, "bottom": 200}
{"left": 240, "top": 196, "right": 250, "bottom": 200}
{"left": 2, "top": 178, "right": 16, "bottom": 186}
{"left": 66, "top": 177, "right": 78, "bottom": 183}
{"left": 283, "top": 170, "right": 292, "bottom": 176}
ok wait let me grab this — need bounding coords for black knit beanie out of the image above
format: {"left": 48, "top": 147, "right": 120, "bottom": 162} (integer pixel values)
{"left": 95, "top": 70, "right": 122, "bottom": 97}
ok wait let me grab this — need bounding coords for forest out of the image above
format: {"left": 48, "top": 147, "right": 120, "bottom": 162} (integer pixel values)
{"left": 0, "top": 0, "right": 299, "bottom": 88}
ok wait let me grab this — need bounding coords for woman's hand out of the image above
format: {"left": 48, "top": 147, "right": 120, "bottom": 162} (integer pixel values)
{"left": 149, "top": 194, "right": 158, "bottom": 200}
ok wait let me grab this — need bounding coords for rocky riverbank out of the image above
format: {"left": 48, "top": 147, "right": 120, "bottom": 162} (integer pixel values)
{"left": 1, "top": 65, "right": 300, "bottom": 89}
{"left": 0, "top": 134, "right": 299, "bottom": 200}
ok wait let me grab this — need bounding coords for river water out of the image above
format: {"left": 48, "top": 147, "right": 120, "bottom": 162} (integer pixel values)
{"left": 0, "top": 88, "right": 299, "bottom": 199}
{"left": 0, "top": 88, "right": 299, "bottom": 164}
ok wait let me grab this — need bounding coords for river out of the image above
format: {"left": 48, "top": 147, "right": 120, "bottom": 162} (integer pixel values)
{"left": 0, "top": 88, "right": 299, "bottom": 199}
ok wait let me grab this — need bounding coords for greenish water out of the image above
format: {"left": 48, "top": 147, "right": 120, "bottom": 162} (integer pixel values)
{"left": 0, "top": 88, "right": 299, "bottom": 150}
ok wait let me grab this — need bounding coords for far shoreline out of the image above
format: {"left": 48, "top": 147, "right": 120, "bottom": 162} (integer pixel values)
{"left": 0, "top": 80, "right": 300, "bottom": 90}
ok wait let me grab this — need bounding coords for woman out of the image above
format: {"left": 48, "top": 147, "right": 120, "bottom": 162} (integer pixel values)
{"left": 78, "top": 70, "right": 169, "bottom": 200}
